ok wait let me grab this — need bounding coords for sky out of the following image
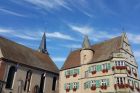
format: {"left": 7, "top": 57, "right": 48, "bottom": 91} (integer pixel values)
{"left": 0, "top": 0, "right": 140, "bottom": 69}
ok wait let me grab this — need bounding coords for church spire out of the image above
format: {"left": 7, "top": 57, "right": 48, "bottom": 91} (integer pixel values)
{"left": 39, "top": 32, "right": 48, "bottom": 54}
{"left": 82, "top": 35, "right": 91, "bottom": 49}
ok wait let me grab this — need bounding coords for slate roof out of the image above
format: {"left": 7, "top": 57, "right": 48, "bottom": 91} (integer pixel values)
{"left": 61, "top": 36, "right": 123, "bottom": 70}
{"left": 0, "top": 36, "right": 59, "bottom": 74}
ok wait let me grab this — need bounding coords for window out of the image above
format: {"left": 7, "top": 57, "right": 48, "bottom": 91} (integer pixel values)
{"left": 101, "top": 79, "right": 106, "bottom": 86}
{"left": 135, "top": 82, "right": 139, "bottom": 88}
{"left": 115, "top": 61, "right": 125, "bottom": 66}
{"left": 102, "top": 64, "right": 107, "bottom": 69}
{"left": 85, "top": 71, "right": 88, "bottom": 78}
{"left": 6, "top": 66, "right": 17, "bottom": 89}
{"left": 52, "top": 77, "right": 57, "bottom": 91}
{"left": 116, "top": 77, "right": 125, "bottom": 84}
{"left": 91, "top": 66, "right": 96, "bottom": 71}
{"left": 91, "top": 80, "right": 96, "bottom": 87}
{"left": 66, "top": 83, "right": 70, "bottom": 89}
{"left": 24, "top": 70, "right": 32, "bottom": 91}
{"left": 39, "top": 73, "right": 46, "bottom": 93}
{"left": 73, "top": 82, "right": 77, "bottom": 88}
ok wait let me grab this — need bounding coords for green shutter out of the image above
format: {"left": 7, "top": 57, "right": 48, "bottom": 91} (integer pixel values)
{"left": 70, "top": 83, "right": 73, "bottom": 90}
{"left": 77, "top": 69, "right": 80, "bottom": 74}
{"left": 65, "top": 71, "right": 67, "bottom": 76}
{"left": 70, "top": 70, "right": 73, "bottom": 75}
{"left": 96, "top": 80, "right": 100, "bottom": 87}
{"left": 106, "top": 79, "right": 109, "bottom": 86}
{"left": 96, "top": 65, "right": 102, "bottom": 72}
{"left": 77, "top": 82, "right": 79, "bottom": 89}
{"left": 107, "top": 63, "right": 111, "bottom": 70}
{"left": 88, "top": 67, "right": 91, "bottom": 72}
{"left": 88, "top": 81, "right": 91, "bottom": 88}
{"left": 64, "top": 83, "right": 66, "bottom": 89}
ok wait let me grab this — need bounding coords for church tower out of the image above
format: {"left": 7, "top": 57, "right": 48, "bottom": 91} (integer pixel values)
{"left": 80, "top": 35, "right": 94, "bottom": 65}
{"left": 38, "top": 32, "right": 48, "bottom": 54}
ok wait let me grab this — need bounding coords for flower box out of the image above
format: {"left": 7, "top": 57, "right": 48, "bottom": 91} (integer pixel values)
{"left": 66, "top": 75, "right": 70, "bottom": 78}
{"left": 116, "top": 66, "right": 127, "bottom": 70}
{"left": 66, "top": 88, "right": 70, "bottom": 92}
{"left": 91, "top": 86, "right": 96, "bottom": 90}
{"left": 73, "top": 88, "right": 77, "bottom": 92}
{"left": 102, "top": 69, "right": 108, "bottom": 73}
{"left": 118, "top": 84, "right": 125, "bottom": 88}
{"left": 100, "top": 85, "right": 107, "bottom": 90}
{"left": 73, "top": 73, "right": 77, "bottom": 77}
{"left": 91, "top": 71, "right": 96, "bottom": 75}
{"left": 125, "top": 84, "right": 129, "bottom": 88}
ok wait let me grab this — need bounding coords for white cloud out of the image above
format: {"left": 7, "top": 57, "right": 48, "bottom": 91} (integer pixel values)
{"left": 0, "top": 8, "right": 26, "bottom": 17}
{"left": 23, "top": 0, "right": 72, "bottom": 11}
{"left": 46, "top": 32, "right": 75, "bottom": 40}
{"left": 52, "top": 57, "right": 66, "bottom": 62}
{"left": 69, "top": 24, "right": 93, "bottom": 35}
{"left": 127, "top": 33, "right": 140, "bottom": 44}
{"left": 62, "top": 44, "right": 81, "bottom": 49}
{"left": 0, "top": 28, "right": 14, "bottom": 33}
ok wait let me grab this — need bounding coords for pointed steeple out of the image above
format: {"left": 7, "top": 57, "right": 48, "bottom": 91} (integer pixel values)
{"left": 39, "top": 32, "right": 48, "bottom": 54}
{"left": 82, "top": 35, "right": 91, "bottom": 49}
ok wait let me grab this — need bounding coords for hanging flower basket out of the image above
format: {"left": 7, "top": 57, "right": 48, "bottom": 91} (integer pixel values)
{"left": 100, "top": 85, "right": 107, "bottom": 90}
{"left": 114, "top": 84, "right": 117, "bottom": 90}
{"left": 102, "top": 69, "right": 108, "bottom": 73}
{"left": 92, "top": 71, "right": 96, "bottom": 75}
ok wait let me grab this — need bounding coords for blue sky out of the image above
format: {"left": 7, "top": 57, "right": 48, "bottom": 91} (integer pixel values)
{"left": 0, "top": 0, "right": 140, "bottom": 69}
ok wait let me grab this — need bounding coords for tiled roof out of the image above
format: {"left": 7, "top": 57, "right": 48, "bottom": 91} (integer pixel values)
{"left": 61, "top": 36, "right": 122, "bottom": 70}
{"left": 0, "top": 36, "right": 59, "bottom": 74}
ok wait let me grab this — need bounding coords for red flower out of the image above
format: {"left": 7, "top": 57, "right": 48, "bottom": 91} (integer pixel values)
{"left": 66, "top": 88, "right": 70, "bottom": 92}
{"left": 92, "top": 71, "right": 96, "bottom": 75}
{"left": 91, "top": 86, "right": 96, "bottom": 90}
{"left": 112, "top": 66, "right": 115, "bottom": 71}
{"left": 73, "top": 73, "right": 77, "bottom": 77}
{"left": 73, "top": 88, "right": 77, "bottom": 92}
{"left": 66, "top": 75, "right": 70, "bottom": 78}
{"left": 102, "top": 69, "right": 108, "bottom": 73}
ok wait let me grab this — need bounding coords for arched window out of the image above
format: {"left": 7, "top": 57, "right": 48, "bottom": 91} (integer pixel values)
{"left": 39, "top": 73, "right": 46, "bottom": 93}
{"left": 24, "top": 70, "right": 32, "bottom": 92}
{"left": 5, "top": 66, "right": 17, "bottom": 89}
{"left": 52, "top": 77, "right": 57, "bottom": 91}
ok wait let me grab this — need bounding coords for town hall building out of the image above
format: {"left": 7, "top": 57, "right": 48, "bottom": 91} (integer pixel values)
{"left": 59, "top": 33, "right": 140, "bottom": 93}
{"left": 0, "top": 33, "right": 59, "bottom": 93}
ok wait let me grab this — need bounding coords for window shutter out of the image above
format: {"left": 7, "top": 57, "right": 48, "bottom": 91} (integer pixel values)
{"left": 96, "top": 65, "right": 99, "bottom": 72}
{"left": 106, "top": 79, "right": 109, "bottom": 86}
{"left": 96, "top": 80, "right": 100, "bottom": 87}
{"left": 64, "top": 84, "right": 66, "bottom": 90}
{"left": 70, "top": 83, "right": 73, "bottom": 90}
{"left": 88, "top": 67, "right": 91, "bottom": 72}
{"left": 87, "top": 81, "right": 90, "bottom": 88}
{"left": 70, "top": 70, "right": 73, "bottom": 75}
{"left": 65, "top": 71, "right": 67, "bottom": 76}
{"left": 77, "top": 82, "right": 79, "bottom": 89}
{"left": 77, "top": 69, "right": 80, "bottom": 74}
{"left": 107, "top": 63, "right": 111, "bottom": 70}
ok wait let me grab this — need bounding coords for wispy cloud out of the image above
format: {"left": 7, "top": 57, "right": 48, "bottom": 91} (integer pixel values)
{"left": 23, "top": 0, "right": 72, "bottom": 11}
{"left": 52, "top": 57, "right": 66, "bottom": 62}
{"left": 46, "top": 32, "right": 75, "bottom": 40}
{"left": 62, "top": 44, "right": 81, "bottom": 49}
{"left": 0, "top": 8, "right": 26, "bottom": 17}
{"left": 68, "top": 24, "right": 93, "bottom": 35}
{"left": 127, "top": 33, "right": 140, "bottom": 44}
{"left": 0, "top": 27, "right": 75, "bottom": 41}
